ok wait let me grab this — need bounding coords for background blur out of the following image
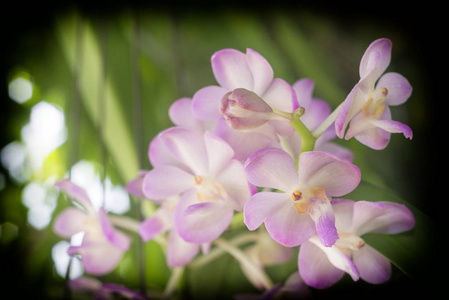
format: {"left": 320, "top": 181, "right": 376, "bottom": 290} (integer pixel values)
{"left": 0, "top": 1, "right": 442, "bottom": 299}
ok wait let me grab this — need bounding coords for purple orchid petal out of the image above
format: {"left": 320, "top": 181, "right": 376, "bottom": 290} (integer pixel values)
{"left": 370, "top": 118, "right": 413, "bottom": 139}
{"left": 331, "top": 198, "right": 356, "bottom": 232}
{"left": 139, "top": 208, "right": 173, "bottom": 242}
{"left": 204, "top": 131, "right": 234, "bottom": 178}
{"left": 335, "top": 85, "right": 358, "bottom": 139}
{"left": 166, "top": 229, "right": 200, "bottom": 267}
{"left": 169, "top": 97, "right": 206, "bottom": 131}
{"left": 246, "top": 48, "right": 274, "bottom": 95}
{"left": 56, "top": 179, "right": 92, "bottom": 209}
{"left": 262, "top": 78, "right": 297, "bottom": 112}
{"left": 148, "top": 134, "right": 178, "bottom": 168}
{"left": 174, "top": 189, "right": 234, "bottom": 243}
{"left": 293, "top": 78, "right": 314, "bottom": 108}
{"left": 75, "top": 242, "right": 124, "bottom": 275}
{"left": 99, "top": 208, "right": 131, "bottom": 251}
{"left": 377, "top": 72, "right": 412, "bottom": 106}
{"left": 359, "top": 38, "right": 392, "bottom": 86}
{"left": 244, "top": 148, "right": 299, "bottom": 192}
{"left": 192, "top": 85, "right": 228, "bottom": 120}
{"left": 126, "top": 174, "right": 147, "bottom": 199}
{"left": 309, "top": 198, "right": 339, "bottom": 247}
{"left": 215, "top": 118, "right": 273, "bottom": 162}
{"left": 316, "top": 142, "right": 354, "bottom": 162}
{"left": 297, "top": 151, "right": 361, "bottom": 197}
{"left": 142, "top": 165, "right": 193, "bottom": 200}
{"left": 158, "top": 127, "right": 209, "bottom": 175}
{"left": 301, "top": 98, "right": 331, "bottom": 131}
{"left": 243, "top": 191, "right": 289, "bottom": 231}
{"left": 53, "top": 207, "right": 86, "bottom": 238}
{"left": 211, "top": 48, "right": 253, "bottom": 91}
{"left": 216, "top": 159, "right": 251, "bottom": 212}
{"left": 352, "top": 244, "right": 391, "bottom": 284}
{"left": 298, "top": 240, "right": 346, "bottom": 289}
{"left": 352, "top": 201, "right": 415, "bottom": 236}
{"left": 265, "top": 199, "right": 316, "bottom": 247}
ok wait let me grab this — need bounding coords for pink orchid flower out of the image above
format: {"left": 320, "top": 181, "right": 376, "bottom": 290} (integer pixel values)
{"left": 335, "top": 38, "right": 413, "bottom": 149}
{"left": 244, "top": 148, "right": 360, "bottom": 247}
{"left": 127, "top": 175, "right": 208, "bottom": 267}
{"left": 53, "top": 179, "right": 131, "bottom": 275}
{"left": 298, "top": 199, "right": 415, "bottom": 288}
{"left": 192, "top": 48, "right": 297, "bottom": 136}
{"left": 142, "top": 126, "right": 252, "bottom": 244}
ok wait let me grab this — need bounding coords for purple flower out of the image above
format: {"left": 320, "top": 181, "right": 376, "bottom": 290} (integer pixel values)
{"left": 53, "top": 179, "right": 131, "bottom": 275}
{"left": 192, "top": 48, "right": 297, "bottom": 136}
{"left": 220, "top": 88, "right": 289, "bottom": 130}
{"left": 142, "top": 126, "right": 252, "bottom": 244}
{"left": 335, "top": 38, "right": 413, "bottom": 149}
{"left": 243, "top": 148, "right": 360, "bottom": 247}
{"left": 298, "top": 199, "right": 415, "bottom": 288}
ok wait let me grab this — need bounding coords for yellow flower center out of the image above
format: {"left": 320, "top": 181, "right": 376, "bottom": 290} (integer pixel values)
{"left": 362, "top": 87, "right": 388, "bottom": 119}
{"left": 193, "top": 176, "right": 227, "bottom": 203}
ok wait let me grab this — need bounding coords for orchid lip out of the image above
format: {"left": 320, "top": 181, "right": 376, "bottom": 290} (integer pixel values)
{"left": 335, "top": 231, "right": 365, "bottom": 255}
{"left": 193, "top": 175, "right": 227, "bottom": 203}
{"left": 362, "top": 87, "right": 388, "bottom": 119}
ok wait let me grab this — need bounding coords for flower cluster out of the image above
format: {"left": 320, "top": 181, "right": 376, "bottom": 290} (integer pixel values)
{"left": 53, "top": 38, "right": 415, "bottom": 297}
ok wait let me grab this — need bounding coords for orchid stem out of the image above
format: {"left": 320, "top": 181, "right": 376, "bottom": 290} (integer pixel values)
{"left": 213, "top": 237, "right": 274, "bottom": 290}
{"left": 163, "top": 267, "right": 184, "bottom": 298}
{"left": 290, "top": 110, "right": 316, "bottom": 154}
{"left": 312, "top": 102, "right": 343, "bottom": 139}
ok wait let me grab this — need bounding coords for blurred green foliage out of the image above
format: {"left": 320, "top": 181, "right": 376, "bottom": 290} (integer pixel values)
{"left": 0, "top": 2, "right": 442, "bottom": 299}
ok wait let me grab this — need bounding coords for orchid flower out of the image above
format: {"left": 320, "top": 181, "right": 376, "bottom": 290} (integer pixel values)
{"left": 282, "top": 78, "right": 353, "bottom": 161}
{"left": 298, "top": 199, "right": 415, "bottom": 288}
{"left": 53, "top": 179, "right": 131, "bottom": 275}
{"left": 127, "top": 176, "right": 207, "bottom": 267}
{"left": 142, "top": 126, "right": 252, "bottom": 244}
{"left": 335, "top": 38, "right": 413, "bottom": 149}
{"left": 192, "top": 48, "right": 297, "bottom": 136}
{"left": 243, "top": 148, "right": 360, "bottom": 247}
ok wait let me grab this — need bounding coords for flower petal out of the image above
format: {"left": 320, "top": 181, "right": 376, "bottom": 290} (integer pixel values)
{"left": 262, "top": 78, "right": 297, "bottom": 112}
{"left": 369, "top": 118, "right": 413, "bottom": 139}
{"left": 244, "top": 148, "right": 299, "bottom": 192}
{"left": 246, "top": 48, "right": 274, "bottom": 95}
{"left": 265, "top": 200, "right": 316, "bottom": 247}
{"left": 174, "top": 190, "right": 234, "bottom": 243}
{"left": 204, "top": 131, "right": 234, "bottom": 178}
{"left": 192, "top": 85, "right": 228, "bottom": 120}
{"left": 298, "top": 151, "right": 360, "bottom": 197}
{"left": 158, "top": 127, "right": 208, "bottom": 175}
{"left": 352, "top": 201, "right": 415, "bottom": 236}
{"left": 166, "top": 229, "right": 200, "bottom": 267}
{"left": 243, "top": 191, "right": 289, "bottom": 231}
{"left": 359, "top": 38, "right": 392, "bottom": 86}
{"left": 211, "top": 48, "right": 253, "bottom": 91}
{"left": 99, "top": 208, "right": 131, "bottom": 251}
{"left": 298, "top": 241, "right": 346, "bottom": 289}
{"left": 353, "top": 244, "right": 391, "bottom": 284}
{"left": 169, "top": 97, "right": 206, "bottom": 131}
{"left": 293, "top": 78, "right": 314, "bottom": 108}
{"left": 142, "top": 165, "right": 193, "bottom": 200}
{"left": 53, "top": 207, "right": 86, "bottom": 238}
{"left": 126, "top": 173, "right": 148, "bottom": 199}
{"left": 216, "top": 159, "right": 251, "bottom": 211}
{"left": 377, "top": 72, "right": 412, "bottom": 106}
{"left": 74, "top": 242, "right": 124, "bottom": 275}
{"left": 139, "top": 208, "right": 173, "bottom": 242}
{"left": 56, "top": 179, "right": 92, "bottom": 209}
{"left": 309, "top": 198, "right": 339, "bottom": 247}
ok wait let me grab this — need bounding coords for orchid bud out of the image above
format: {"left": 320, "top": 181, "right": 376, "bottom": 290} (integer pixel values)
{"left": 220, "top": 88, "right": 284, "bottom": 130}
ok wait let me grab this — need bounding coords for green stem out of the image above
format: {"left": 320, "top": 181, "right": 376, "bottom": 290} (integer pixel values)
{"left": 213, "top": 237, "right": 274, "bottom": 290}
{"left": 290, "top": 115, "right": 316, "bottom": 153}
